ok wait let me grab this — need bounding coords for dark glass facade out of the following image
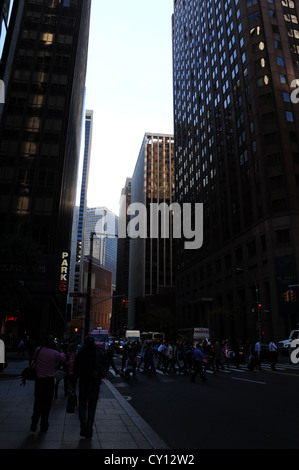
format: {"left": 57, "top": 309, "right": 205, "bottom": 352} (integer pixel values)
{"left": 0, "top": 0, "right": 91, "bottom": 341}
{"left": 173, "top": 0, "right": 299, "bottom": 342}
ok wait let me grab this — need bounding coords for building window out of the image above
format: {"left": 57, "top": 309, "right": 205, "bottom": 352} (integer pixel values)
{"left": 286, "top": 111, "right": 294, "bottom": 122}
{"left": 276, "top": 229, "right": 290, "bottom": 245}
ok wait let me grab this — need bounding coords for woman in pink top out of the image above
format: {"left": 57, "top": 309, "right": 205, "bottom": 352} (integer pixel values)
{"left": 30, "top": 336, "right": 65, "bottom": 433}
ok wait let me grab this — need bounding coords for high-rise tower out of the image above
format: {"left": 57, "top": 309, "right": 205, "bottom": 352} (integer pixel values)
{"left": 0, "top": 0, "right": 91, "bottom": 341}
{"left": 173, "top": 0, "right": 299, "bottom": 341}
{"left": 128, "top": 133, "right": 175, "bottom": 331}
{"left": 69, "top": 109, "right": 93, "bottom": 323}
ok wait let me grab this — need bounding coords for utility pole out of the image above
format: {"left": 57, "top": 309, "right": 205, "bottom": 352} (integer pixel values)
{"left": 236, "top": 267, "right": 261, "bottom": 341}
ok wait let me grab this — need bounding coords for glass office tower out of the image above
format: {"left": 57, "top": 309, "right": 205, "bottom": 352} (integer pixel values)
{"left": 0, "top": 0, "right": 91, "bottom": 341}
{"left": 173, "top": 0, "right": 299, "bottom": 341}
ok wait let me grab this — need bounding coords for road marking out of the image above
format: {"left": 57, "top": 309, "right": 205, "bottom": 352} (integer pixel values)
{"left": 232, "top": 377, "right": 267, "bottom": 385}
{"left": 269, "top": 370, "right": 299, "bottom": 377}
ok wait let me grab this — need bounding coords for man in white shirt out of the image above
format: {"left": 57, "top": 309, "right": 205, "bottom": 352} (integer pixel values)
{"left": 269, "top": 341, "right": 278, "bottom": 370}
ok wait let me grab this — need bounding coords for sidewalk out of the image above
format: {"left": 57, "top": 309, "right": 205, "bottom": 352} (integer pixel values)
{"left": 0, "top": 355, "right": 168, "bottom": 450}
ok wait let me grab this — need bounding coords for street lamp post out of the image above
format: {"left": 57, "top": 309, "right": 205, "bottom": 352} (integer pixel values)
{"left": 236, "top": 267, "right": 261, "bottom": 341}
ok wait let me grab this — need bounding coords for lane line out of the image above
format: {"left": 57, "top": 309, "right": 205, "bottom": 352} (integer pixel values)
{"left": 232, "top": 377, "right": 267, "bottom": 385}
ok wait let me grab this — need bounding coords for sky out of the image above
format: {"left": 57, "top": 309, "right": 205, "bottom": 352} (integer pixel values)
{"left": 84, "top": 0, "right": 174, "bottom": 216}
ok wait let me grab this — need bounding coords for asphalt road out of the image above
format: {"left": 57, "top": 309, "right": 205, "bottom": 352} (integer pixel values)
{"left": 108, "top": 355, "right": 299, "bottom": 449}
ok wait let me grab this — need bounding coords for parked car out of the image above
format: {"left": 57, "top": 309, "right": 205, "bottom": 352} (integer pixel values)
{"left": 278, "top": 330, "right": 299, "bottom": 356}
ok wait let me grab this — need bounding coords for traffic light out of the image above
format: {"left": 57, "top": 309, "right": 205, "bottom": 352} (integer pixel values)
{"left": 290, "top": 290, "right": 297, "bottom": 302}
{"left": 284, "top": 290, "right": 290, "bottom": 302}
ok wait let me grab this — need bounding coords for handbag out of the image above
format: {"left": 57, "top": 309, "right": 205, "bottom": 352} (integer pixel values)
{"left": 21, "top": 347, "right": 43, "bottom": 386}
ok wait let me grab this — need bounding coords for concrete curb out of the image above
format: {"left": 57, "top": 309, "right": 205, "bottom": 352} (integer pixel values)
{"left": 103, "top": 379, "right": 169, "bottom": 450}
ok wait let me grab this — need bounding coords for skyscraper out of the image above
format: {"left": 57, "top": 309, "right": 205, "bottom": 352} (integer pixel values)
{"left": 69, "top": 109, "right": 93, "bottom": 321}
{"left": 128, "top": 133, "right": 175, "bottom": 331}
{"left": 84, "top": 207, "right": 118, "bottom": 287}
{"left": 172, "top": 0, "right": 299, "bottom": 341}
{"left": 0, "top": 0, "right": 91, "bottom": 341}
{"left": 113, "top": 177, "right": 131, "bottom": 336}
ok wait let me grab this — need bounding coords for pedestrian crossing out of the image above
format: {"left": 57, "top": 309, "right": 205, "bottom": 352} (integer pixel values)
{"left": 108, "top": 360, "right": 299, "bottom": 378}
{"left": 204, "top": 361, "right": 299, "bottom": 375}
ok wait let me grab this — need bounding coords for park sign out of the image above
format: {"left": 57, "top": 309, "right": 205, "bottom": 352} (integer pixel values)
{"left": 58, "top": 251, "right": 70, "bottom": 294}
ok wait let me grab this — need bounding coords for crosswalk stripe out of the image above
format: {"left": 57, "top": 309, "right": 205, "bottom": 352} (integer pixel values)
{"left": 109, "top": 362, "right": 299, "bottom": 378}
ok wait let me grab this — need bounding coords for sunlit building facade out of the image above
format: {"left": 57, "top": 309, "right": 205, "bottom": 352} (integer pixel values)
{"left": 128, "top": 133, "right": 175, "bottom": 330}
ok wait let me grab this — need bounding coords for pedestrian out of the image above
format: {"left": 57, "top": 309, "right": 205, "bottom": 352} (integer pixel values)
{"left": 177, "top": 342, "right": 187, "bottom": 373}
{"left": 121, "top": 343, "right": 129, "bottom": 372}
{"left": 137, "top": 342, "right": 146, "bottom": 370}
{"left": 18, "top": 339, "right": 25, "bottom": 357}
{"left": 255, "top": 340, "right": 262, "bottom": 370}
{"left": 157, "top": 341, "right": 167, "bottom": 370}
{"left": 214, "top": 341, "right": 224, "bottom": 372}
{"left": 204, "top": 341, "right": 216, "bottom": 375}
{"left": 74, "top": 335, "right": 103, "bottom": 438}
{"left": 26, "top": 337, "right": 36, "bottom": 366}
{"left": 66, "top": 342, "right": 77, "bottom": 394}
{"left": 191, "top": 343, "right": 207, "bottom": 383}
{"left": 269, "top": 340, "right": 278, "bottom": 370}
{"left": 124, "top": 345, "right": 136, "bottom": 377}
{"left": 30, "top": 335, "right": 66, "bottom": 433}
{"left": 143, "top": 343, "right": 156, "bottom": 375}
{"left": 164, "top": 342, "right": 176, "bottom": 374}
{"left": 233, "top": 341, "right": 241, "bottom": 368}
{"left": 183, "top": 341, "right": 193, "bottom": 373}
{"left": 107, "top": 343, "right": 119, "bottom": 375}
{"left": 222, "top": 342, "right": 230, "bottom": 368}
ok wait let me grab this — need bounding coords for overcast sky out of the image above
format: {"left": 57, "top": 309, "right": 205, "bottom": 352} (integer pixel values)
{"left": 84, "top": 0, "right": 174, "bottom": 216}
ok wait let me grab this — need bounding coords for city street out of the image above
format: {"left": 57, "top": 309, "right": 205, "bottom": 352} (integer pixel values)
{"left": 108, "top": 354, "right": 299, "bottom": 449}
